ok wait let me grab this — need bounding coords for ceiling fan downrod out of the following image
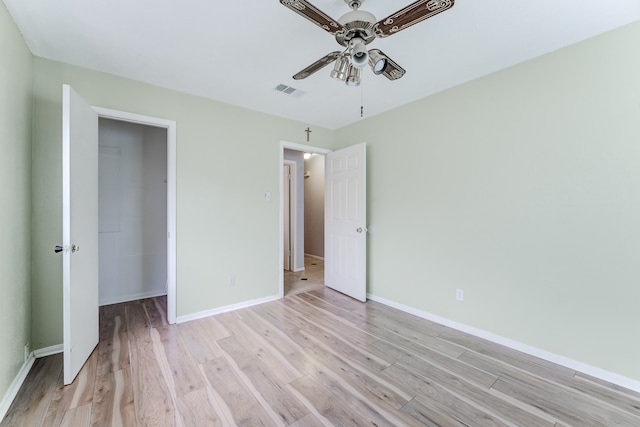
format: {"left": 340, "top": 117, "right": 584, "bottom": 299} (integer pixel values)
{"left": 345, "top": 0, "right": 362, "bottom": 10}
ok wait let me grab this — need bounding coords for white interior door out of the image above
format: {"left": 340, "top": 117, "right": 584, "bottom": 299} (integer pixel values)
{"left": 324, "top": 143, "right": 367, "bottom": 302}
{"left": 62, "top": 84, "right": 99, "bottom": 385}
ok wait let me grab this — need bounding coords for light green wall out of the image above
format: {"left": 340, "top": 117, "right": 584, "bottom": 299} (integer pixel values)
{"left": 0, "top": 3, "right": 33, "bottom": 403}
{"left": 336, "top": 21, "right": 640, "bottom": 381}
{"left": 30, "top": 59, "right": 335, "bottom": 349}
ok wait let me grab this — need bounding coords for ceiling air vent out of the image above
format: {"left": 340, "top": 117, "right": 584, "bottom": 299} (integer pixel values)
{"left": 274, "top": 84, "right": 305, "bottom": 97}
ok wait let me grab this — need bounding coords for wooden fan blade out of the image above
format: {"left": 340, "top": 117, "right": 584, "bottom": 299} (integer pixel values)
{"left": 280, "top": 0, "right": 345, "bottom": 36}
{"left": 375, "top": 50, "right": 406, "bottom": 81}
{"left": 293, "top": 51, "right": 342, "bottom": 80}
{"left": 374, "top": 0, "right": 454, "bottom": 37}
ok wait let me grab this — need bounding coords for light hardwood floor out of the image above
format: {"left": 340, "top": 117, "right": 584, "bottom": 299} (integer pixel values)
{"left": 2, "top": 289, "right": 640, "bottom": 426}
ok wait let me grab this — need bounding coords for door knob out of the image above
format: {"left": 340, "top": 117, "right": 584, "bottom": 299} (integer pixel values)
{"left": 356, "top": 227, "right": 363, "bottom": 233}
{"left": 71, "top": 244, "right": 80, "bottom": 253}
{"left": 54, "top": 245, "right": 63, "bottom": 253}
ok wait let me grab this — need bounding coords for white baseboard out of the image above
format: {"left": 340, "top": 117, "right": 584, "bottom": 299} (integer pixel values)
{"left": 304, "top": 253, "right": 324, "bottom": 260}
{"left": 293, "top": 266, "right": 305, "bottom": 272}
{"left": 367, "top": 293, "right": 640, "bottom": 394}
{"left": 34, "top": 344, "right": 63, "bottom": 358}
{"left": 99, "top": 290, "right": 167, "bottom": 306}
{"left": 0, "top": 354, "right": 35, "bottom": 421}
{"left": 176, "top": 294, "right": 281, "bottom": 324}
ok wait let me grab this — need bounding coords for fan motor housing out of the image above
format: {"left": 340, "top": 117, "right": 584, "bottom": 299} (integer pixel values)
{"left": 336, "top": 9, "right": 377, "bottom": 46}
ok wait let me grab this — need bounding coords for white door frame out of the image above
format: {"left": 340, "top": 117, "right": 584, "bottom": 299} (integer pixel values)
{"left": 94, "top": 107, "right": 177, "bottom": 324}
{"left": 279, "top": 141, "right": 331, "bottom": 297}
{"left": 283, "top": 161, "right": 297, "bottom": 272}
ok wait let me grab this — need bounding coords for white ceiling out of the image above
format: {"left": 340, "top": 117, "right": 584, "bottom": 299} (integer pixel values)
{"left": 4, "top": 0, "right": 640, "bottom": 129}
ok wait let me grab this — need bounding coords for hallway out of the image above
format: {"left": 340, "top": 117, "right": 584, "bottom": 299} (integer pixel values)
{"left": 284, "top": 255, "right": 324, "bottom": 296}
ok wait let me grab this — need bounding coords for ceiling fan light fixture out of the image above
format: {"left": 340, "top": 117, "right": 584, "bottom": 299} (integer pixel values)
{"left": 368, "top": 49, "right": 387, "bottom": 75}
{"left": 345, "top": 65, "right": 361, "bottom": 87}
{"left": 330, "top": 54, "right": 350, "bottom": 81}
{"left": 350, "top": 38, "right": 369, "bottom": 69}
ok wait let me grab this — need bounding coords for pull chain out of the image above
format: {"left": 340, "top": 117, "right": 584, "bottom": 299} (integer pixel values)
{"left": 360, "top": 80, "right": 364, "bottom": 118}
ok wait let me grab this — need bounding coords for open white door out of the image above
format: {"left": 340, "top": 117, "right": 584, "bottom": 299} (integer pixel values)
{"left": 324, "top": 143, "right": 367, "bottom": 302}
{"left": 62, "top": 84, "right": 99, "bottom": 385}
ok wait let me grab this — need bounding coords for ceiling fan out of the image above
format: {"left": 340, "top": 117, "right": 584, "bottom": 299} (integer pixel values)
{"left": 279, "top": 0, "right": 455, "bottom": 86}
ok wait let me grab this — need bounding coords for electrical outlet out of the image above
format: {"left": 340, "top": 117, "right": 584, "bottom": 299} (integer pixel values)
{"left": 24, "top": 343, "right": 30, "bottom": 362}
{"left": 229, "top": 275, "right": 236, "bottom": 287}
{"left": 456, "top": 289, "right": 464, "bottom": 301}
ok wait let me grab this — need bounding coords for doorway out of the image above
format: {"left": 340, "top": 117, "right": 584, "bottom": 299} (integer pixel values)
{"left": 94, "top": 107, "right": 177, "bottom": 323}
{"left": 98, "top": 118, "right": 167, "bottom": 306}
{"left": 283, "top": 162, "right": 295, "bottom": 272}
{"left": 280, "top": 142, "right": 330, "bottom": 296}
{"left": 279, "top": 141, "right": 368, "bottom": 302}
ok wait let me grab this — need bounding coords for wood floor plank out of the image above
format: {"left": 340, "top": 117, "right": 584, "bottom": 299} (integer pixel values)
{"left": 571, "top": 373, "right": 640, "bottom": 418}
{"left": 200, "top": 356, "right": 274, "bottom": 426}
{"left": 288, "top": 413, "right": 327, "bottom": 427}
{"left": 58, "top": 403, "right": 92, "bottom": 427}
{"left": 493, "top": 376, "right": 640, "bottom": 427}
{"left": 221, "top": 319, "right": 303, "bottom": 385}
{"left": 212, "top": 309, "right": 244, "bottom": 326}
{"left": 142, "top": 298, "right": 169, "bottom": 329}
{"left": 460, "top": 350, "right": 640, "bottom": 426}
{"left": 297, "top": 326, "right": 391, "bottom": 373}
{"left": 125, "top": 300, "right": 153, "bottom": 347}
{"left": 574, "top": 371, "right": 640, "bottom": 399}
{"left": 97, "top": 311, "right": 130, "bottom": 377}
{"left": 278, "top": 298, "right": 388, "bottom": 370}
{"left": 90, "top": 367, "right": 136, "bottom": 427}
{"left": 1, "top": 354, "right": 63, "bottom": 427}
{"left": 400, "top": 398, "right": 457, "bottom": 427}
{"left": 292, "top": 366, "right": 419, "bottom": 427}
{"left": 298, "top": 345, "right": 413, "bottom": 410}
{"left": 412, "top": 391, "right": 509, "bottom": 427}
{"left": 283, "top": 299, "right": 380, "bottom": 350}
{"left": 175, "top": 388, "right": 222, "bottom": 427}
{"left": 217, "top": 334, "right": 310, "bottom": 425}
{"left": 100, "top": 303, "right": 128, "bottom": 331}
{"left": 402, "top": 394, "right": 507, "bottom": 427}
{"left": 366, "top": 300, "right": 449, "bottom": 337}
{"left": 129, "top": 339, "right": 176, "bottom": 426}
{"left": 440, "top": 328, "right": 577, "bottom": 380}
{"left": 369, "top": 328, "right": 499, "bottom": 388}
{"left": 177, "top": 319, "right": 224, "bottom": 364}
{"left": 384, "top": 363, "right": 554, "bottom": 427}
{"left": 153, "top": 325, "right": 205, "bottom": 398}
{"left": 289, "top": 374, "right": 370, "bottom": 427}
{"left": 283, "top": 294, "right": 372, "bottom": 341}
{"left": 291, "top": 292, "right": 367, "bottom": 326}
{"left": 290, "top": 345, "right": 422, "bottom": 426}
{"left": 201, "top": 385, "right": 236, "bottom": 426}
{"left": 307, "top": 287, "right": 368, "bottom": 313}
{"left": 237, "top": 307, "right": 303, "bottom": 355}
{"left": 46, "top": 348, "right": 98, "bottom": 419}
{"left": 361, "top": 316, "right": 467, "bottom": 359}
{"left": 252, "top": 302, "right": 330, "bottom": 348}
{"left": 41, "top": 410, "right": 65, "bottom": 427}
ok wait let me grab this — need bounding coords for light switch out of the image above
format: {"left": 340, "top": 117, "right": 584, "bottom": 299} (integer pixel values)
{"left": 265, "top": 192, "right": 271, "bottom": 202}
